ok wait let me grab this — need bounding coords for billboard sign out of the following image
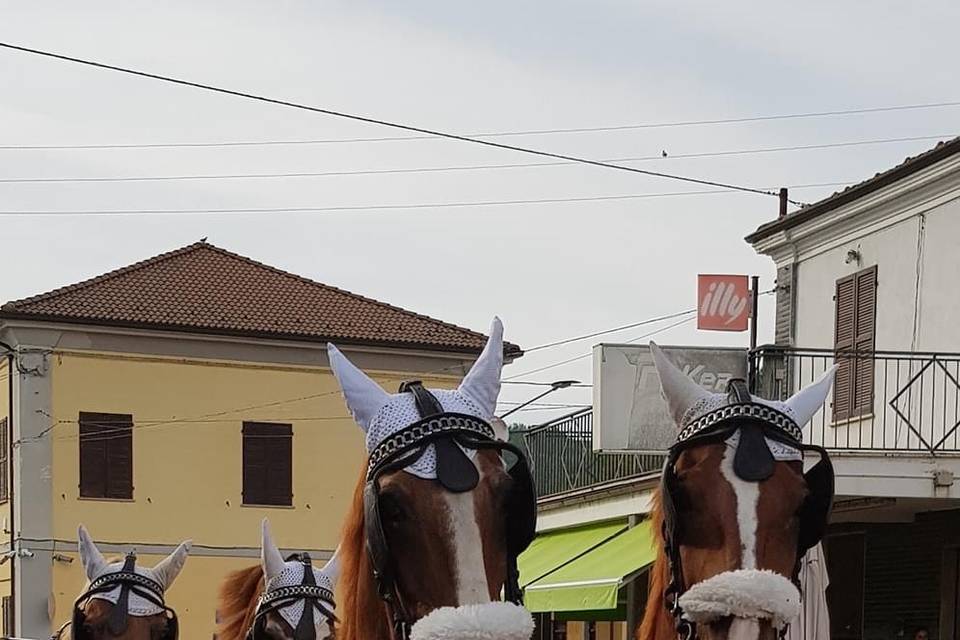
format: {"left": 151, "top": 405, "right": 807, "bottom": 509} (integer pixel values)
{"left": 697, "top": 274, "right": 750, "bottom": 332}
{"left": 592, "top": 344, "right": 748, "bottom": 453}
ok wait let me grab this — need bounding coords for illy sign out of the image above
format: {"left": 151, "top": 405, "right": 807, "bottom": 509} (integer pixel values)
{"left": 698, "top": 274, "right": 750, "bottom": 332}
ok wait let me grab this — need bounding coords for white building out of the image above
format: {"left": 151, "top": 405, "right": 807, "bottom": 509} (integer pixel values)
{"left": 747, "top": 136, "right": 960, "bottom": 640}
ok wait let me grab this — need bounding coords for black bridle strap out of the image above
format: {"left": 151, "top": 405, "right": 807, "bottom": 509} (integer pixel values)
{"left": 107, "top": 553, "right": 137, "bottom": 635}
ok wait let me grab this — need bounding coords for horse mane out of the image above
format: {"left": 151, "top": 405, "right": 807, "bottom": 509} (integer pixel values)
{"left": 216, "top": 565, "right": 265, "bottom": 640}
{"left": 637, "top": 489, "right": 673, "bottom": 640}
{"left": 338, "top": 459, "right": 391, "bottom": 640}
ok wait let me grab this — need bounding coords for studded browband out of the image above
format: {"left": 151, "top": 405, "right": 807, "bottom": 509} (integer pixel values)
{"left": 366, "top": 413, "right": 496, "bottom": 479}
{"left": 88, "top": 570, "right": 165, "bottom": 601}
{"left": 676, "top": 403, "right": 803, "bottom": 445}
{"left": 258, "top": 584, "right": 335, "bottom": 609}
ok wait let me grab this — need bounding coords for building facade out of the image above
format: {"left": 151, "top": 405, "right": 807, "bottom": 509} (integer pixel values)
{"left": 0, "top": 242, "right": 517, "bottom": 639}
{"left": 747, "top": 137, "right": 960, "bottom": 640}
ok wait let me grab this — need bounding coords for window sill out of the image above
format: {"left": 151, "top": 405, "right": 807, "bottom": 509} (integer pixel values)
{"left": 241, "top": 503, "right": 295, "bottom": 509}
{"left": 830, "top": 412, "right": 875, "bottom": 428}
{"left": 77, "top": 497, "right": 135, "bottom": 503}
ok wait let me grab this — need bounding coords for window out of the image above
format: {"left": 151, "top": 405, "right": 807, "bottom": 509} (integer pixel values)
{"left": 79, "top": 412, "right": 133, "bottom": 499}
{"left": 0, "top": 417, "right": 8, "bottom": 503}
{"left": 242, "top": 422, "right": 292, "bottom": 506}
{"left": 833, "top": 266, "right": 877, "bottom": 421}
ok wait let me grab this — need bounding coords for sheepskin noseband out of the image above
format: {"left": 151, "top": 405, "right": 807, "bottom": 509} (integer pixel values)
{"left": 409, "top": 602, "right": 534, "bottom": 640}
{"left": 677, "top": 569, "right": 801, "bottom": 630}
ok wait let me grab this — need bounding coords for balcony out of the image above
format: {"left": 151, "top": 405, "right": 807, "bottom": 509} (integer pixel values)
{"left": 752, "top": 346, "right": 960, "bottom": 454}
{"left": 522, "top": 409, "right": 664, "bottom": 498}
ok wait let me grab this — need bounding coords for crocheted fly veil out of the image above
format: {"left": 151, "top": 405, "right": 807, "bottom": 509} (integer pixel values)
{"left": 649, "top": 342, "right": 837, "bottom": 632}
{"left": 256, "top": 519, "right": 338, "bottom": 640}
{"left": 329, "top": 317, "right": 535, "bottom": 640}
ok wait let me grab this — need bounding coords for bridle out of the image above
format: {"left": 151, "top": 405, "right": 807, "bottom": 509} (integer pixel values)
{"left": 246, "top": 552, "right": 337, "bottom": 640}
{"left": 363, "top": 381, "right": 537, "bottom": 640}
{"left": 659, "top": 379, "right": 835, "bottom": 640}
{"left": 52, "top": 552, "right": 178, "bottom": 640}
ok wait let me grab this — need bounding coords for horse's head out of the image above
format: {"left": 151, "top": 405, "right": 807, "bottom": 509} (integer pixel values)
{"left": 329, "top": 317, "right": 536, "bottom": 640}
{"left": 71, "top": 525, "right": 189, "bottom": 640}
{"left": 647, "top": 343, "right": 836, "bottom": 640}
{"left": 251, "top": 519, "right": 339, "bottom": 640}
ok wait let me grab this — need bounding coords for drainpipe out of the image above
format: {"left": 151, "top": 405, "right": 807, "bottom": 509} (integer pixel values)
{"left": 1, "top": 338, "right": 14, "bottom": 636}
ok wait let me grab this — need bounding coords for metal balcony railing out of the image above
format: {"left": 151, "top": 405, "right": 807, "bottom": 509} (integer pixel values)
{"left": 522, "top": 409, "right": 664, "bottom": 498}
{"left": 751, "top": 346, "right": 960, "bottom": 453}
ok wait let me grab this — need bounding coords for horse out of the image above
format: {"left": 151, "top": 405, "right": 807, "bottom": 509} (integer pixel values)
{"left": 55, "top": 525, "right": 191, "bottom": 640}
{"left": 327, "top": 317, "right": 537, "bottom": 640}
{"left": 638, "top": 343, "right": 837, "bottom": 640}
{"left": 216, "top": 519, "right": 339, "bottom": 640}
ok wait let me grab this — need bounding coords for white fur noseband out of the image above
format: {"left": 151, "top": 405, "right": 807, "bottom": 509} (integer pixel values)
{"left": 677, "top": 570, "right": 800, "bottom": 630}
{"left": 409, "top": 602, "right": 534, "bottom": 640}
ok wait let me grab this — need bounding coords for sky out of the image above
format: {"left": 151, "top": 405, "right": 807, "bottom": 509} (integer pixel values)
{"left": 2, "top": 0, "right": 959, "bottom": 423}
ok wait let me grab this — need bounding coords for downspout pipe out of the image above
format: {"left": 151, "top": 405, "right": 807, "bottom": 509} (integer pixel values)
{"left": 0, "top": 338, "right": 14, "bottom": 636}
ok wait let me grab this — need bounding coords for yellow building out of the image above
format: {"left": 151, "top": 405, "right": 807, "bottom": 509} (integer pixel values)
{"left": 0, "top": 241, "right": 521, "bottom": 639}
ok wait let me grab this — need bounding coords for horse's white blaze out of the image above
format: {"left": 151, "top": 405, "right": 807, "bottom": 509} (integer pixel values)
{"left": 728, "top": 617, "right": 761, "bottom": 640}
{"left": 720, "top": 443, "right": 760, "bottom": 570}
{"left": 443, "top": 490, "right": 491, "bottom": 605}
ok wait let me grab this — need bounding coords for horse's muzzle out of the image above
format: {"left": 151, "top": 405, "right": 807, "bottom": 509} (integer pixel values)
{"left": 409, "top": 602, "right": 534, "bottom": 640}
{"left": 677, "top": 569, "right": 800, "bottom": 630}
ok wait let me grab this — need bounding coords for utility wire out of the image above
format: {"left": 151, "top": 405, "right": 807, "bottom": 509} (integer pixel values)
{"left": 0, "top": 41, "right": 783, "bottom": 200}
{"left": 0, "top": 181, "right": 856, "bottom": 217}
{"left": 524, "top": 308, "right": 697, "bottom": 353}
{"left": 1, "top": 134, "right": 951, "bottom": 184}
{"left": 1, "top": 108, "right": 958, "bottom": 149}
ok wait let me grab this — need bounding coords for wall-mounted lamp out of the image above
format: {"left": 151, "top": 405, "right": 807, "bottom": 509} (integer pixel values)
{"left": 845, "top": 248, "right": 862, "bottom": 265}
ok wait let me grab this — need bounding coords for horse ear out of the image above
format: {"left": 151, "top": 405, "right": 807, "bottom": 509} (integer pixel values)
{"left": 261, "top": 519, "right": 286, "bottom": 581}
{"left": 321, "top": 546, "right": 340, "bottom": 585}
{"left": 153, "top": 540, "right": 191, "bottom": 590}
{"left": 785, "top": 365, "right": 838, "bottom": 426}
{"left": 458, "top": 317, "right": 504, "bottom": 419}
{"left": 328, "top": 343, "right": 391, "bottom": 433}
{"left": 78, "top": 525, "right": 107, "bottom": 581}
{"left": 649, "top": 342, "right": 712, "bottom": 427}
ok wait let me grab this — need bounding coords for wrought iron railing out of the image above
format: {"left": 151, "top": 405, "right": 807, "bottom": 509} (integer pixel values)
{"left": 522, "top": 409, "right": 664, "bottom": 498}
{"left": 751, "top": 346, "right": 960, "bottom": 453}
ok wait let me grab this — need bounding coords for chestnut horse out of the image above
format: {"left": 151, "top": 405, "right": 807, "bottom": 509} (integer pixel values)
{"left": 328, "top": 318, "right": 536, "bottom": 640}
{"left": 56, "top": 525, "right": 190, "bottom": 640}
{"left": 216, "top": 519, "right": 339, "bottom": 640}
{"left": 638, "top": 343, "right": 836, "bottom": 640}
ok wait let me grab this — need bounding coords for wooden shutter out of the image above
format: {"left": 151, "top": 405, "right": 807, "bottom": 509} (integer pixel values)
{"left": 242, "top": 422, "right": 292, "bottom": 506}
{"left": 833, "top": 266, "right": 877, "bottom": 421}
{"left": 775, "top": 264, "right": 796, "bottom": 345}
{"left": 79, "top": 412, "right": 133, "bottom": 499}
{"left": 0, "top": 417, "right": 8, "bottom": 503}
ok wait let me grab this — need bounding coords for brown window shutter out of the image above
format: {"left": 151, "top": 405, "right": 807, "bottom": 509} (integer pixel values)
{"left": 80, "top": 412, "right": 133, "bottom": 499}
{"left": 775, "top": 264, "right": 796, "bottom": 346}
{"left": 852, "top": 266, "right": 878, "bottom": 416}
{"left": 0, "top": 417, "right": 8, "bottom": 503}
{"left": 243, "top": 422, "right": 292, "bottom": 506}
{"left": 833, "top": 274, "right": 857, "bottom": 421}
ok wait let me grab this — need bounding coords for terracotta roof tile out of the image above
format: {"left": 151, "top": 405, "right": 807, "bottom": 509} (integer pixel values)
{"left": 1, "top": 242, "right": 520, "bottom": 355}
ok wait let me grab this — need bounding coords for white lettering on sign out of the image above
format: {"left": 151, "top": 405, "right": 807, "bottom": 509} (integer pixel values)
{"left": 700, "top": 281, "right": 749, "bottom": 326}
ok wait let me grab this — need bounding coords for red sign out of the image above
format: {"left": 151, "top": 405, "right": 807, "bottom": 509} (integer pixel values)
{"left": 698, "top": 274, "right": 750, "bottom": 332}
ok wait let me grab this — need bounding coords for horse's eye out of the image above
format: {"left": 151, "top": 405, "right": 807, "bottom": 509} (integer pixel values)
{"left": 379, "top": 491, "right": 406, "bottom": 524}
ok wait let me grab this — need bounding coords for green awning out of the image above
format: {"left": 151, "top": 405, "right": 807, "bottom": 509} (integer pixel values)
{"left": 518, "top": 520, "right": 627, "bottom": 588}
{"left": 524, "top": 521, "right": 656, "bottom": 613}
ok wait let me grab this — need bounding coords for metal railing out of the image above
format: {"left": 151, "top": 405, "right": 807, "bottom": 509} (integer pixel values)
{"left": 751, "top": 346, "right": 960, "bottom": 453}
{"left": 522, "top": 409, "right": 664, "bottom": 498}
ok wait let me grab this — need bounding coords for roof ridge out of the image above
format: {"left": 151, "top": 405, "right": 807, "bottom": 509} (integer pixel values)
{"left": 196, "top": 243, "right": 491, "bottom": 345}
{"left": 4, "top": 242, "right": 208, "bottom": 309}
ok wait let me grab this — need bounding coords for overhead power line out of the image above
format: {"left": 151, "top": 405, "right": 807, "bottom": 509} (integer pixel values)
{"left": 1, "top": 110, "right": 958, "bottom": 150}
{"left": 0, "top": 181, "right": 855, "bottom": 217}
{"left": 1, "top": 134, "right": 952, "bottom": 184}
{"left": 0, "top": 41, "right": 785, "bottom": 201}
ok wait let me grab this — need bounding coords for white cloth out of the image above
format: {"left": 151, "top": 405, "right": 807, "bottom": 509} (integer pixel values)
{"left": 724, "top": 431, "right": 802, "bottom": 461}
{"left": 88, "top": 561, "right": 166, "bottom": 616}
{"left": 682, "top": 393, "right": 801, "bottom": 430}
{"left": 366, "top": 389, "right": 484, "bottom": 479}
{"left": 785, "top": 544, "right": 831, "bottom": 640}
{"left": 264, "top": 559, "right": 336, "bottom": 629}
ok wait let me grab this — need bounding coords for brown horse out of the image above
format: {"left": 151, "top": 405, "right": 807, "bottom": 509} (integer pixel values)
{"left": 61, "top": 525, "right": 190, "bottom": 640}
{"left": 327, "top": 318, "right": 536, "bottom": 640}
{"left": 216, "top": 519, "right": 339, "bottom": 640}
{"left": 638, "top": 343, "right": 836, "bottom": 640}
